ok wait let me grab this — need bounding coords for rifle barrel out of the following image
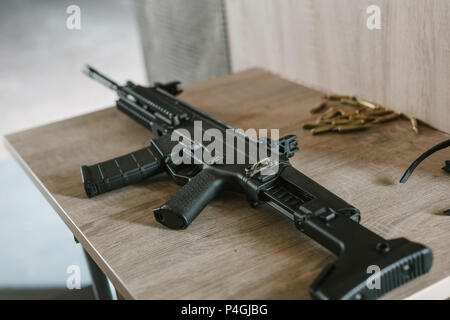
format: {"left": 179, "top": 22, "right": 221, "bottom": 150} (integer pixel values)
{"left": 83, "top": 65, "right": 120, "bottom": 92}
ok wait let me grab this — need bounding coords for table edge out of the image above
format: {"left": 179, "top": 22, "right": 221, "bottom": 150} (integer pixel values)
{"left": 3, "top": 136, "right": 137, "bottom": 300}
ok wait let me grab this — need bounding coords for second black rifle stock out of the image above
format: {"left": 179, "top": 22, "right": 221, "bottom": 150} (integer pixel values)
{"left": 80, "top": 66, "right": 433, "bottom": 300}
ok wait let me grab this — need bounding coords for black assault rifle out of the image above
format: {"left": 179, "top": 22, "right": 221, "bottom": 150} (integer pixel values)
{"left": 80, "top": 66, "right": 433, "bottom": 300}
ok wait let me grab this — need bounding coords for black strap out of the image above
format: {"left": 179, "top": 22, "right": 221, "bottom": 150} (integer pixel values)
{"left": 400, "top": 139, "right": 450, "bottom": 183}
{"left": 443, "top": 160, "right": 450, "bottom": 173}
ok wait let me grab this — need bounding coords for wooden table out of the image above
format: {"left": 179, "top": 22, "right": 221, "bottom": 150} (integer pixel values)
{"left": 5, "top": 69, "right": 450, "bottom": 299}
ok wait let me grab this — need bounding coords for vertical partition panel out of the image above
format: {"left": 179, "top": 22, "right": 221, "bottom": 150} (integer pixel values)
{"left": 226, "top": 0, "right": 450, "bottom": 133}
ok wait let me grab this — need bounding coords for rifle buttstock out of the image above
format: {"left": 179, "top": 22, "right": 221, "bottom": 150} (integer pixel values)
{"left": 310, "top": 235, "right": 433, "bottom": 300}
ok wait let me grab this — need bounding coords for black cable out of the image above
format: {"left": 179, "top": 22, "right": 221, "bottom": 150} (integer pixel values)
{"left": 400, "top": 139, "right": 450, "bottom": 183}
{"left": 443, "top": 160, "right": 450, "bottom": 173}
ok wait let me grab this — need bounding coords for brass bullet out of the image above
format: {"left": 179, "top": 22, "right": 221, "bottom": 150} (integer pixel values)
{"left": 310, "top": 102, "right": 327, "bottom": 114}
{"left": 340, "top": 98, "right": 360, "bottom": 106}
{"left": 357, "top": 99, "right": 380, "bottom": 110}
{"left": 321, "top": 107, "right": 340, "bottom": 120}
{"left": 332, "top": 119, "right": 365, "bottom": 125}
{"left": 374, "top": 112, "right": 402, "bottom": 123}
{"left": 410, "top": 117, "right": 419, "bottom": 134}
{"left": 331, "top": 119, "right": 351, "bottom": 125}
{"left": 367, "top": 108, "right": 391, "bottom": 116}
{"left": 303, "top": 122, "right": 322, "bottom": 129}
{"left": 338, "top": 106, "right": 359, "bottom": 117}
{"left": 335, "top": 124, "right": 369, "bottom": 133}
{"left": 323, "top": 94, "right": 351, "bottom": 101}
{"left": 349, "top": 114, "right": 375, "bottom": 121}
{"left": 311, "top": 125, "right": 334, "bottom": 135}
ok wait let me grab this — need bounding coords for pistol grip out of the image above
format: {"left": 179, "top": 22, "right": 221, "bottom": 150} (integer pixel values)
{"left": 154, "top": 170, "right": 224, "bottom": 229}
{"left": 81, "top": 146, "right": 163, "bottom": 197}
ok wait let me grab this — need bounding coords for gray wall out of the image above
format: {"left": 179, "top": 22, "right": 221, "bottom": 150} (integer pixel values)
{"left": 0, "top": 0, "right": 146, "bottom": 159}
{"left": 0, "top": 0, "right": 144, "bottom": 299}
{"left": 135, "top": 0, "right": 231, "bottom": 84}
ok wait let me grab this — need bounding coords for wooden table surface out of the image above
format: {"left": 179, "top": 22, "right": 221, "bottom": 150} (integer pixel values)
{"left": 5, "top": 69, "right": 450, "bottom": 299}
